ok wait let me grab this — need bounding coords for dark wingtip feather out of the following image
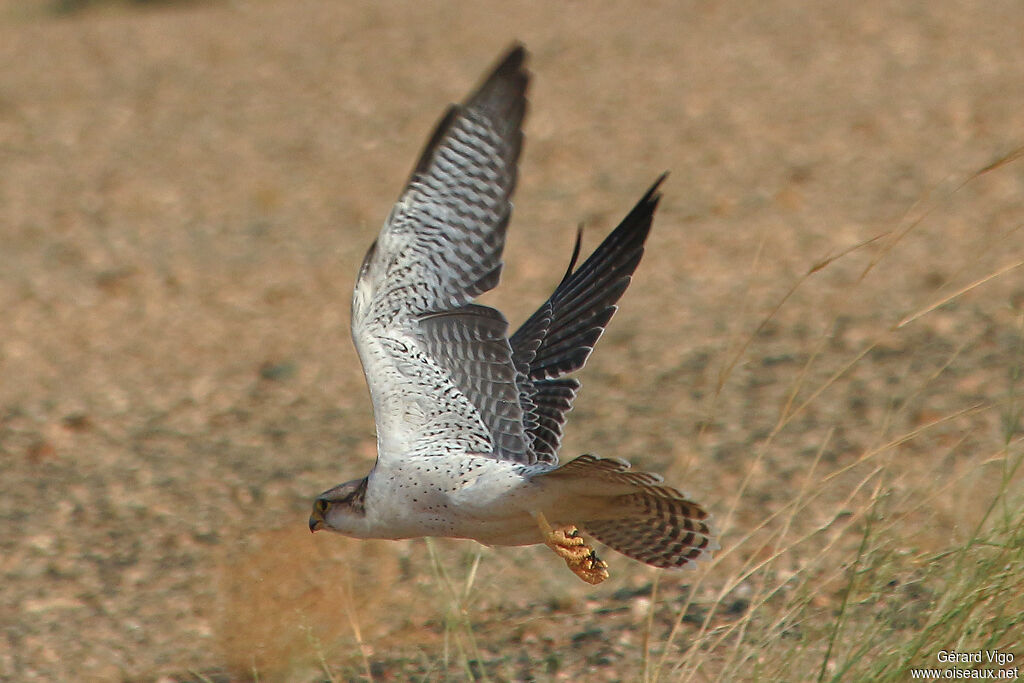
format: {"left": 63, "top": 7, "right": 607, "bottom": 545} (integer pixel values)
{"left": 489, "top": 43, "right": 528, "bottom": 83}
{"left": 558, "top": 226, "right": 585, "bottom": 287}
{"left": 513, "top": 174, "right": 669, "bottom": 384}
{"left": 620, "top": 172, "right": 668, "bottom": 234}
{"left": 410, "top": 44, "right": 530, "bottom": 182}
{"left": 467, "top": 43, "right": 529, "bottom": 114}
{"left": 641, "top": 172, "right": 669, "bottom": 206}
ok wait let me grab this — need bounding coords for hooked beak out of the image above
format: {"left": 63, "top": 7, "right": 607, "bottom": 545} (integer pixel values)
{"left": 309, "top": 512, "right": 324, "bottom": 533}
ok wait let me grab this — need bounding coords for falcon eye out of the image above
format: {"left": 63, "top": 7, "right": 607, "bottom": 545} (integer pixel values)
{"left": 315, "top": 499, "right": 329, "bottom": 514}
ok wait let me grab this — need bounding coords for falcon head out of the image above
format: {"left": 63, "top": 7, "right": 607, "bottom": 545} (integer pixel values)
{"left": 308, "top": 477, "right": 368, "bottom": 534}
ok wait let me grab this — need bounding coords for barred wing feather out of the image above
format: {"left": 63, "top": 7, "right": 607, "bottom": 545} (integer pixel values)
{"left": 352, "top": 46, "right": 534, "bottom": 464}
{"left": 510, "top": 176, "right": 665, "bottom": 462}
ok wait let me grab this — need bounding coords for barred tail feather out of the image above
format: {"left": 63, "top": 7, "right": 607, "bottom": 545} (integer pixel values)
{"left": 583, "top": 494, "right": 716, "bottom": 570}
{"left": 541, "top": 454, "right": 717, "bottom": 570}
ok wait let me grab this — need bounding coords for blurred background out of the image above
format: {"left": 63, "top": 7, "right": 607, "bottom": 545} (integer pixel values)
{"left": 2, "top": 1, "right": 1023, "bottom": 680}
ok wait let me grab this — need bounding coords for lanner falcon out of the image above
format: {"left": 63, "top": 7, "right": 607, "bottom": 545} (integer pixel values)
{"left": 309, "top": 44, "right": 715, "bottom": 584}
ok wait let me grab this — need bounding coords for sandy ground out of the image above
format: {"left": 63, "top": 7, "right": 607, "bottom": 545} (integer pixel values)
{"left": 2, "top": 0, "right": 1023, "bottom": 680}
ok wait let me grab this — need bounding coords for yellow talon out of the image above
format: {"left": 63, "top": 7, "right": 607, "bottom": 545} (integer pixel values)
{"left": 535, "top": 512, "right": 609, "bottom": 585}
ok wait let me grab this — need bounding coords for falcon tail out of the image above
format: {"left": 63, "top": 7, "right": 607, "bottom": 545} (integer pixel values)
{"left": 539, "top": 454, "right": 717, "bottom": 570}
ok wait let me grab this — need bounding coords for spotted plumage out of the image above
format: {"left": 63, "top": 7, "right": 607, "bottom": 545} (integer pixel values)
{"left": 309, "top": 44, "right": 716, "bottom": 583}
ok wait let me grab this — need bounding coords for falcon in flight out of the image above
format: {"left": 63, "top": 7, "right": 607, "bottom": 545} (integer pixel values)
{"left": 309, "top": 44, "right": 715, "bottom": 584}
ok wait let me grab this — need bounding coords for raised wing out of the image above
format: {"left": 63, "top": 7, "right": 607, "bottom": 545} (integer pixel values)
{"left": 353, "top": 46, "right": 526, "bottom": 328}
{"left": 352, "top": 46, "right": 534, "bottom": 464}
{"left": 511, "top": 176, "right": 665, "bottom": 461}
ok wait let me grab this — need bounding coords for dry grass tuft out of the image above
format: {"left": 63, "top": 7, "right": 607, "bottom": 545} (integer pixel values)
{"left": 642, "top": 154, "right": 1024, "bottom": 682}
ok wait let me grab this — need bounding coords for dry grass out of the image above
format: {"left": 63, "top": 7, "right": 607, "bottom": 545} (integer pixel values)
{"left": 650, "top": 154, "right": 1024, "bottom": 682}
{"left": 2, "top": 1, "right": 1024, "bottom": 681}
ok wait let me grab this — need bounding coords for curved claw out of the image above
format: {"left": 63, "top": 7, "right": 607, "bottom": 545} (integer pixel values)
{"left": 535, "top": 512, "right": 610, "bottom": 585}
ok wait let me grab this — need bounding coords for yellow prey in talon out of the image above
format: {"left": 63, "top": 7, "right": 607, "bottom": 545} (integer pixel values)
{"left": 535, "top": 512, "right": 610, "bottom": 585}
